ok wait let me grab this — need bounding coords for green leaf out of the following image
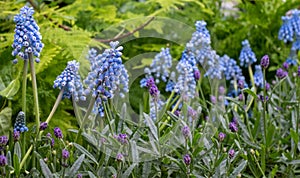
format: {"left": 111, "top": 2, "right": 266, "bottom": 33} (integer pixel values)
{"left": 229, "top": 160, "right": 248, "bottom": 178}
{"left": 0, "top": 79, "right": 20, "bottom": 99}
{"left": 123, "top": 163, "right": 137, "bottom": 177}
{"left": 68, "top": 154, "right": 85, "bottom": 177}
{"left": 144, "top": 113, "right": 158, "bottom": 141}
{"left": 142, "top": 161, "right": 152, "bottom": 178}
{"left": 13, "top": 142, "right": 21, "bottom": 163}
{"left": 130, "top": 140, "right": 139, "bottom": 163}
{"left": 290, "top": 129, "right": 299, "bottom": 145}
{"left": 13, "top": 154, "right": 20, "bottom": 176}
{"left": 0, "top": 107, "right": 12, "bottom": 135}
{"left": 242, "top": 88, "right": 257, "bottom": 99}
{"left": 39, "top": 159, "right": 53, "bottom": 178}
{"left": 73, "top": 143, "right": 98, "bottom": 165}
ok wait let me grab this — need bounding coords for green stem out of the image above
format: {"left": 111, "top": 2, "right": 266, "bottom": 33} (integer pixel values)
{"left": 159, "top": 98, "right": 182, "bottom": 132}
{"left": 246, "top": 65, "right": 256, "bottom": 112}
{"left": 21, "top": 60, "right": 28, "bottom": 170}
{"left": 262, "top": 69, "right": 267, "bottom": 145}
{"left": 29, "top": 54, "right": 40, "bottom": 133}
{"left": 22, "top": 60, "right": 28, "bottom": 115}
{"left": 45, "top": 88, "right": 64, "bottom": 124}
{"left": 75, "top": 97, "right": 96, "bottom": 143}
{"left": 19, "top": 145, "right": 33, "bottom": 171}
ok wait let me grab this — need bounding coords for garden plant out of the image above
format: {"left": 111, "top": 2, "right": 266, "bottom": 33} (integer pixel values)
{"left": 0, "top": 0, "right": 300, "bottom": 177}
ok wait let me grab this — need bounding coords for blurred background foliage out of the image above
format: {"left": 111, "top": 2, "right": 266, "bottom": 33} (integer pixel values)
{"left": 0, "top": 0, "right": 299, "bottom": 136}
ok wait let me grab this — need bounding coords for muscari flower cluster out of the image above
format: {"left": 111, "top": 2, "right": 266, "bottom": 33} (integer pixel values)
{"left": 53, "top": 60, "right": 86, "bottom": 101}
{"left": 84, "top": 41, "right": 129, "bottom": 117}
{"left": 239, "top": 40, "right": 257, "bottom": 67}
{"left": 220, "top": 55, "right": 242, "bottom": 81}
{"left": 12, "top": 6, "right": 44, "bottom": 64}
{"left": 14, "top": 111, "right": 28, "bottom": 133}
{"left": 141, "top": 47, "right": 173, "bottom": 85}
{"left": 279, "top": 9, "right": 300, "bottom": 65}
{"left": 253, "top": 65, "right": 264, "bottom": 88}
{"left": 174, "top": 50, "right": 199, "bottom": 99}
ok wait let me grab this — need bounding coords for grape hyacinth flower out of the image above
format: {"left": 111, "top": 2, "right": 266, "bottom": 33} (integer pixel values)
{"left": 174, "top": 50, "right": 199, "bottom": 99}
{"left": 183, "top": 154, "right": 191, "bottom": 165}
{"left": 220, "top": 55, "right": 242, "bottom": 81}
{"left": 228, "top": 149, "right": 235, "bottom": 159}
{"left": 218, "top": 132, "right": 226, "bottom": 142}
{"left": 290, "top": 9, "right": 300, "bottom": 36}
{"left": 276, "top": 68, "right": 288, "bottom": 79}
{"left": 298, "top": 66, "right": 300, "bottom": 77}
{"left": 260, "top": 55, "right": 269, "bottom": 69}
{"left": 77, "top": 174, "right": 83, "bottom": 178}
{"left": 292, "top": 36, "right": 300, "bottom": 50}
{"left": 53, "top": 60, "right": 86, "bottom": 101}
{"left": 54, "top": 127, "right": 63, "bottom": 139}
{"left": 14, "top": 111, "right": 28, "bottom": 133}
{"left": 239, "top": 40, "right": 257, "bottom": 67}
{"left": 253, "top": 65, "right": 264, "bottom": 88}
{"left": 165, "top": 80, "right": 175, "bottom": 92}
{"left": 142, "top": 48, "right": 173, "bottom": 83}
{"left": 187, "top": 20, "right": 211, "bottom": 51}
{"left": 278, "top": 16, "right": 294, "bottom": 43}
{"left": 12, "top": 6, "right": 44, "bottom": 63}
{"left": 84, "top": 41, "right": 129, "bottom": 117}
{"left": 203, "top": 50, "right": 224, "bottom": 79}
{"left": 0, "top": 155, "right": 7, "bottom": 167}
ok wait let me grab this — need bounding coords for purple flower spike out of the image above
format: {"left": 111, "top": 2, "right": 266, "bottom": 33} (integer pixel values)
{"left": 238, "top": 79, "right": 244, "bottom": 89}
{"left": 183, "top": 154, "right": 191, "bottom": 165}
{"left": 276, "top": 68, "right": 287, "bottom": 79}
{"left": 298, "top": 66, "right": 300, "bottom": 77}
{"left": 117, "top": 133, "right": 128, "bottom": 145}
{"left": 0, "top": 136, "right": 8, "bottom": 146}
{"left": 116, "top": 153, "right": 123, "bottom": 162}
{"left": 54, "top": 127, "right": 63, "bottom": 139}
{"left": 229, "top": 122, "right": 238, "bottom": 132}
{"left": 229, "top": 149, "right": 235, "bottom": 159}
{"left": 218, "top": 132, "right": 226, "bottom": 142}
{"left": 13, "top": 131, "right": 20, "bottom": 141}
{"left": 283, "top": 62, "right": 289, "bottom": 70}
{"left": 260, "top": 55, "right": 269, "bottom": 69}
{"left": 210, "top": 95, "right": 216, "bottom": 104}
{"left": 62, "top": 149, "right": 70, "bottom": 159}
{"left": 194, "top": 70, "right": 200, "bottom": 80}
{"left": 182, "top": 126, "right": 190, "bottom": 138}
{"left": 40, "top": 122, "right": 48, "bottom": 130}
{"left": 0, "top": 155, "right": 7, "bottom": 166}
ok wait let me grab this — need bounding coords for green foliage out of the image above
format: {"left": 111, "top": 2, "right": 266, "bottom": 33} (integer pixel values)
{"left": 1, "top": 0, "right": 300, "bottom": 177}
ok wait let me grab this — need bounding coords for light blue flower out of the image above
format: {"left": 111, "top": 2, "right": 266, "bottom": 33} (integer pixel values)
{"left": 53, "top": 60, "right": 86, "bottom": 101}
{"left": 12, "top": 6, "right": 44, "bottom": 64}
{"left": 84, "top": 41, "right": 129, "bottom": 116}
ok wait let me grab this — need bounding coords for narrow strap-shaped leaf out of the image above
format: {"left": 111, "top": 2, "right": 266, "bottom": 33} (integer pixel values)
{"left": 68, "top": 154, "right": 85, "bottom": 177}
{"left": 122, "top": 163, "right": 137, "bottom": 178}
{"left": 39, "top": 159, "right": 53, "bottom": 178}
{"left": 13, "top": 142, "right": 21, "bottom": 162}
{"left": 73, "top": 143, "right": 98, "bottom": 165}
{"left": 144, "top": 113, "right": 158, "bottom": 141}
{"left": 229, "top": 160, "right": 247, "bottom": 178}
